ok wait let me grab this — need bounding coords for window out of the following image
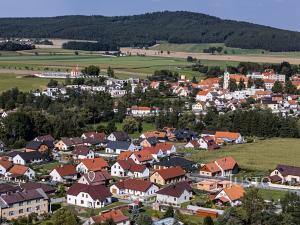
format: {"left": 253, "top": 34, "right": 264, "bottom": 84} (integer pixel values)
{"left": 174, "top": 198, "right": 177, "bottom": 201}
{"left": 9, "top": 211, "right": 14, "bottom": 216}
{"left": 81, "top": 200, "right": 84, "bottom": 204}
{"left": 19, "top": 209, "right": 23, "bottom": 214}
{"left": 36, "top": 206, "right": 40, "bottom": 210}
{"left": 27, "top": 208, "right": 31, "bottom": 212}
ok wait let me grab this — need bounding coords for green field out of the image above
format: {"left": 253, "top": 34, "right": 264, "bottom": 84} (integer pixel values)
{"left": 0, "top": 73, "right": 57, "bottom": 92}
{"left": 180, "top": 138, "right": 300, "bottom": 176}
{"left": 152, "top": 42, "right": 300, "bottom": 57}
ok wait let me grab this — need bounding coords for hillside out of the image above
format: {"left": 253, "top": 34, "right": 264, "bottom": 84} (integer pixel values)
{"left": 1, "top": 11, "right": 300, "bottom": 51}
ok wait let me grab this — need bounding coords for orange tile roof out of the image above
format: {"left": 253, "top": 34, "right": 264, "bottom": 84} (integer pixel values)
{"left": 142, "top": 131, "right": 166, "bottom": 139}
{"left": 80, "top": 158, "right": 108, "bottom": 171}
{"left": 92, "top": 210, "right": 129, "bottom": 224}
{"left": 143, "top": 142, "right": 174, "bottom": 154}
{"left": 53, "top": 164, "right": 77, "bottom": 177}
{"left": 202, "top": 162, "right": 221, "bottom": 173}
{"left": 117, "top": 151, "right": 133, "bottom": 161}
{"left": 215, "top": 157, "right": 237, "bottom": 171}
{"left": 9, "top": 165, "right": 29, "bottom": 175}
{"left": 133, "top": 150, "right": 153, "bottom": 162}
{"left": 215, "top": 131, "right": 240, "bottom": 140}
{"left": 155, "top": 166, "right": 186, "bottom": 180}
{"left": 229, "top": 74, "right": 248, "bottom": 82}
{"left": 131, "top": 106, "right": 151, "bottom": 111}
{"left": 223, "top": 185, "right": 245, "bottom": 201}
{"left": 197, "top": 90, "right": 209, "bottom": 96}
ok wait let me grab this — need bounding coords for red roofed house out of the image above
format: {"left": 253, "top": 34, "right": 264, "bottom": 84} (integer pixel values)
{"left": 84, "top": 210, "right": 130, "bottom": 225}
{"left": 50, "top": 164, "right": 78, "bottom": 183}
{"left": 129, "top": 150, "right": 155, "bottom": 165}
{"left": 67, "top": 183, "right": 112, "bottom": 208}
{"left": 215, "top": 131, "right": 244, "bottom": 145}
{"left": 76, "top": 158, "right": 109, "bottom": 173}
{"left": 143, "top": 142, "right": 176, "bottom": 160}
{"left": 81, "top": 132, "right": 106, "bottom": 146}
{"left": 72, "top": 146, "right": 95, "bottom": 160}
{"left": 78, "top": 170, "right": 112, "bottom": 186}
{"left": 150, "top": 166, "right": 186, "bottom": 185}
{"left": 6, "top": 165, "right": 35, "bottom": 180}
{"left": 0, "top": 159, "right": 12, "bottom": 175}
{"left": 111, "top": 159, "right": 150, "bottom": 178}
{"left": 110, "top": 178, "right": 159, "bottom": 201}
{"left": 199, "top": 157, "right": 239, "bottom": 177}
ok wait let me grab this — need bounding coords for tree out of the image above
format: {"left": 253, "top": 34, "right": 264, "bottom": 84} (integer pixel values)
{"left": 106, "top": 120, "right": 117, "bottom": 134}
{"left": 247, "top": 77, "right": 254, "bottom": 88}
{"left": 228, "top": 78, "right": 238, "bottom": 92}
{"left": 82, "top": 65, "right": 100, "bottom": 76}
{"left": 138, "top": 120, "right": 143, "bottom": 133}
{"left": 272, "top": 81, "right": 284, "bottom": 93}
{"left": 191, "top": 76, "right": 197, "bottom": 83}
{"left": 47, "top": 79, "right": 58, "bottom": 88}
{"left": 238, "top": 79, "right": 245, "bottom": 90}
{"left": 52, "top": 208, "right": 80, "bottom": 225}
{"left": 135, "top": 214, "right": 153, "bottom": 225}
{"left": 163, "top": 206, "right": 174, "bottom": 218}
{"left": 284, "top": 80, "right": 297, "bottom": 94}
{"left": 122, "top": 117, "right": 138, "bottom": 134}
{"left": 203, "top": 216, "right": 214, "bottom": 225}
{"left": 107, "top": 66, "right": 115, "bottom": 78}
{"left": 254, "top": 78, "right": 265, "bottom": 89}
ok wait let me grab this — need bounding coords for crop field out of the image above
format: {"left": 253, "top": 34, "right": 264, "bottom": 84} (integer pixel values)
{"left": 180, "top": 138, "right": 300, "bottom": 176}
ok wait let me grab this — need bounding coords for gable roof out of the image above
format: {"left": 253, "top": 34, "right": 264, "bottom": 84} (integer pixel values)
{"left": 156, "top": 181, "right": 192, "bottom": 197}
{"left": 154, "top": 157, "right": 196, "bottom": 171}
{"left": 60, "top": 137, "right": 84, "bottom": 146}
{"left": 106, "top": 141, "right": 132, "bottom": 150}
{"left": 0, "top": 183, "right": 21, "bottom": 194}
{"left": 215, "top": 132, "right": 241, "bottom": 140}
{"left": 80, "top": 170, "right": 111, "bottom": 185}
{"left": 80, "top": 158, "right": 108, "bottom": 171}
{"left": 67, "top": 183, "right": 111, "bottom": 201}
{"left": 275, "top": 164, "right": 300, "bottom": 177}
{"left": 82, "top": 132, "right": 106, "bottom": 141}
{"left": 215, "top": 157, "right": 237, "bottom": 171}
{"left": 154, "top": 166, "right": 186, "bottom": 180}
{"left": 222, "top": 185, "right": 245, "bottom": 201}
{"left": 115, "top": 178, "right": 154, "bottom": 192}
{"left": 110, "top": 131, "right": 130, "bottom": 141}
{"left": 142, "top": 131, "right": 167, "bottom": 139}
{"left": 117, "top": 159, "right": 147, "bottom": 173}
{"left": 9, "top": 165, "right": 30, "bottom": 176}
{"left": 25, "top": 141, "right": 43, "bottom": 150}
{"left": 91, "top": 210, "right": 129, "bottom": 224}
{"left": 20, "top": 181, "right": 56, "bottom": 194}
{"left": 72, "top": 146, "right": 91, "bottom": 156}
{"left": 53, "top": 164, "right": 77, "bottom": 177}
{"left": 143, "top": 142, "right": 174, "bottom": 154}
{"left": 7, "top": 151, "right": 43, "bottom": 162}
{"left": 34, "top": 134, "right": 55, "bottom": 142}
{"left": 117, "top": 151, "right": 133, "bottom": 160}
{"left": 132, "top": 150, "right": 153, "bottom": 162}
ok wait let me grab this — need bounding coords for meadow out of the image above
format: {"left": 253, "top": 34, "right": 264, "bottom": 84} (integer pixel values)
{"left": 180, "top": 138, "right": 300, "bottom": 176}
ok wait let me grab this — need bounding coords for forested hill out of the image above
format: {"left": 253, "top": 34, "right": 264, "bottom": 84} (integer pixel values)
{"left": 1, "top": 11, "right": 300, "bottom": 51}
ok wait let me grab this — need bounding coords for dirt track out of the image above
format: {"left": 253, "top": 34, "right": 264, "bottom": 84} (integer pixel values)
{"left": 121, "top": 47, "right": 300, "bottom": 65}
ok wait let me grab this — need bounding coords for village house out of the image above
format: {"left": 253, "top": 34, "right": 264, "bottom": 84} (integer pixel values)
{"left": 150, "top": 166, "right": 186, "bottom": 185}
{"left": 50, "top": 164, "right": 78, "bottom": 183}
{"left": 196, "top": 179, "right": 232, "bottom": 192}
{"left": 140, "top": 131, "right": 167, "bottom": 141}
{"left": 156, "top": 181, "right": 193, "bottom": 207}
{"left": 6, "top": 165, "right": 35, "bottom": 180}
{"left": 7, "top": 151, "right": 43, "bottom": 165}
{"left": 153, "top": 157, "right": 197, "bottom": 172}
{"left": 81, "top": 132, "right": 106, "bottom": 146}
{"left": 0, "top": 159, "right": 12, "bottom": 175}
{"left": 76, "top": 158, "right": 109, "bottom": 173}
{"left": 130, "top": 150, "right": 155, "bottom": 165}
{"left": 269, "top": 164, "right": 300, "bottom": 185}
{"left": 25, "top": 140, "right": 53, "bottom": 153}
{"left": 20, "top": 181, "right": 56, "bottom": 196}
{"left": 111, "top": 159, "right": 150, "bottom": 178}
{"left": 0, "top": 188, "right": 49, "bottom": 220}
{"left": 185, "top": 136, "right": 219, "bottom": 150}
{"left": 107, "top": 131, "right": 131, "bottom": 142}
{"left": 127, "top": 106, "right": 160, "bottom": 117}
{"left": 78, "top": 170, "right": 112, "bottom": 186}
{"left": 83, "top": 209, "right": 130, "bottom": 225}
{"left": 142, "top": 142, "right": 176, "bottom": 159}
{"left": 214, "top": 131, "right": 244, "bottom": 145}
{"left": 105, "top": 141, "right": 136, "bottom": 154}
{"left": 67, "top": 183, "right": 112, "bottom": 208}
{"left": 110, "top": 178, "right": 159, "bottom": 202}
{"left": 72, "top": 146, "right": 95, "bottom": 160}
{"left": 55, "top": 137, "right": 84, "bottom": 151}
{"left": 199, "top": 157, "right": 239, "bottom": 177}
{"left": 140, "top": 137, "right": 159, "bottom": 148}
{"left": 0, "top": 183, "right": 21, "bottom": 195}
{"left": 213, "top": 185, "right": 245, "bottom": 206}
{"left": 34, "top": 134, "right": 55, "bottom": 143}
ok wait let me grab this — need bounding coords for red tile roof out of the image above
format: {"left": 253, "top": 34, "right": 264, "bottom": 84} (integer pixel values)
{"left": 0, "top": 159, "right": 12, "bottom": 170}
{"left": 53, "top": 164, "right": 77, "bottom": 177}
{"left": 156, "top": 181, "right": 192, "bottom": 197}
{"left": 115, "top": 178, "right": 154, "bottom": 192}
{"left": 92, "top": 210, "right": 129, "bottom": 224}
{"left": 9, "top": 165, "right": 30, "bottom": 175}
{"left": 118, "top": 159, "right": 147, "bottom": 173}
{"left": 155, "top": 166, "right": 186, "bottom": 180}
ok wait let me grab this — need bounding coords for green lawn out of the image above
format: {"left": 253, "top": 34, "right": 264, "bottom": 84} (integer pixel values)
{"left": 33, "top": 161, "right": 61, "bottom": 174}
{"left": 0, "top": 73, "right": 58, "bottom": 92}
{"left": 180, "top": 138, "right": 300, "bottom": 176}
{"left": 258, "top": 189, "right": 288, "bottom": 201}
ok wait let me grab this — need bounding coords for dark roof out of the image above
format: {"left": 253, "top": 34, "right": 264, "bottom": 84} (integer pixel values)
{"left": 174, "top": 129, "right": 198, "bottom": 140}
{"left": 145, "top": 137, "right": 158, "bottom": 145}
{"left": 7, "top": 151, "right": 43, "bottom": 162}
{"left": 0, "top": 183, "right": 21, "bottom": 195}
{"left": 25, "top": 141, "right": 43, "bottom": 150}
{"left": 117, "top": 159, "right": 147, "bottom": 173}
{"left": 0, "top": 188, "right": 48, "bottom": 206}
{"left": 111, "top": 131, "right": 130, "bottom": 141}
{"left": 34, "top": 135, "right": 55, "bottom": 142}
{"left": 156, "top": 182, "right": 192, "bottom": 197}
{"left": 67, "top": 183, "right": 111, "bottom": 201}
{"left": 72, "top": 146, "right": 91, "bottom": 156}
{"left": 20, "top": 182, "right": 56, "bottom": 194}
{"left": 154, "top": 157, "right": 197, "bottom": 172}
{"left": 275, "top": 164, "right": 300, "bottom": 177}
{"left": 106, "top": 141, "right": 132, "bottom": 150}
{"left": 80, "top": 171, "right": 111, "bottom": 185}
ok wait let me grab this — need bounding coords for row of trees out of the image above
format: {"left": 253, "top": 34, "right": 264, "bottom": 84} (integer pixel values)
{"left": 0, "top": 41, "right": 35, "bottom": 51}
{"left": 62, "top": 41, "right": 119, "bottom": 51}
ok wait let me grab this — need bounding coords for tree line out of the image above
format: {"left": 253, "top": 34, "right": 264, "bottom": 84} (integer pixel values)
{"left": 0, "top": 41, "right": 35, "bottom": 51}
{"left": 1, "top": 12, "right": 300, "bottom": 51}
{"left": 62, "top": 41, "right": 119, "bottom": 51}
